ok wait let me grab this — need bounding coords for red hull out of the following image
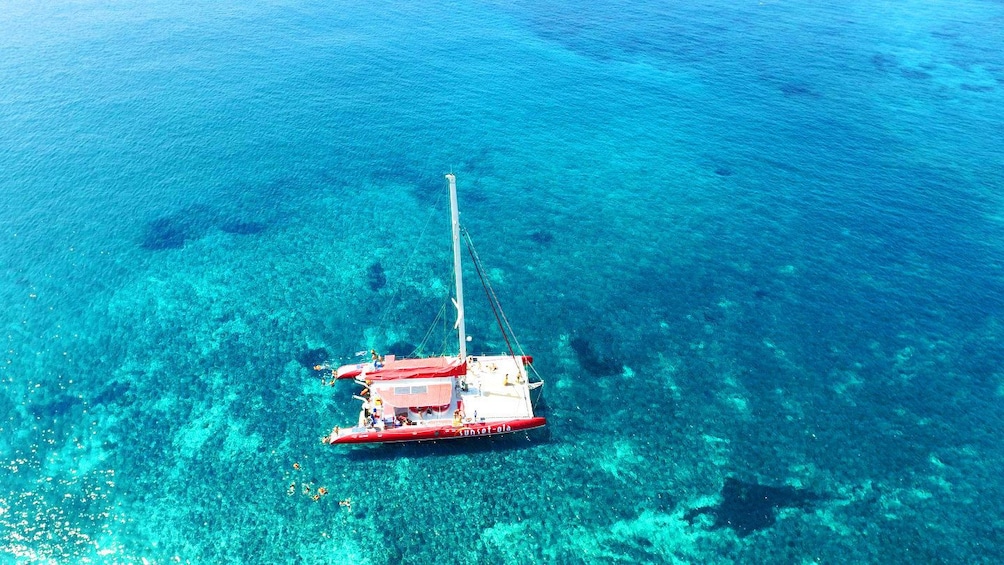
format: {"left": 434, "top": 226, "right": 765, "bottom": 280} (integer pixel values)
{"left": 329, "top": 417, "right": 546, "bottom": 445}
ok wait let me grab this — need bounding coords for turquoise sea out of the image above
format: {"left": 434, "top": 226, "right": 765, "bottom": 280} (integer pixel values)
{"left": 2, "top": 0, "right": 1003, "bottom": 562}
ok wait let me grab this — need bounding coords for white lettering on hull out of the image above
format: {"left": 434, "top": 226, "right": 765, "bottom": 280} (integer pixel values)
{"left": 458, "top": 425, "right": 512, "bottom": 437}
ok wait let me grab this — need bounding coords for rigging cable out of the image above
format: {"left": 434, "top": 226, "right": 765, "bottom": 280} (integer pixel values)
{"left": 374, "top": 186, "right": 448, "bottom": 332}
{"left": 462, "top": 227, "right": 545, "bottom": 385}
{"left": 463, "top": 229, "right": 517, "bottom": 361}
{"left": 412, "top": 298, "right": 450, "bottom": 356}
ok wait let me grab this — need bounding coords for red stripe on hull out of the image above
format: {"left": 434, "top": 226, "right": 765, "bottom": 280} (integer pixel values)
{"left": 329, "top": 417, "right": 546, "bottom": 445}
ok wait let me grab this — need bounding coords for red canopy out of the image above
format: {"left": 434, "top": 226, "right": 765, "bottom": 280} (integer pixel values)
{"left": 335, "top": 355, "right": 466, "bottom": 381}
{"left": 373, "top": 379, "right": 454, "bottom": 409}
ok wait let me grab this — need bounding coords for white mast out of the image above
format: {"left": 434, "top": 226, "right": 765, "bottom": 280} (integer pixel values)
{"left": 446, "top": 173, "right": 467, "bottom": 360}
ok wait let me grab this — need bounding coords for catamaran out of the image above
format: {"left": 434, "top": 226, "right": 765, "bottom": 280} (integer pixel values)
{"left": 321, "top": 173, "right": 546, "bottom": 445}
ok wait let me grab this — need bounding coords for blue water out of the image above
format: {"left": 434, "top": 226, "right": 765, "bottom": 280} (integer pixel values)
{"left": 2, "top": 0, "right": 1003, "bottom": 562}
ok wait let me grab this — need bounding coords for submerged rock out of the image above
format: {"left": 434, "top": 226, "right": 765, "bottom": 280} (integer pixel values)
{"left": 141, "top": 217, "right": 189, "bottom": 250}
{"left": 140, "top": 205, "right": 218, "bottom": 250}
{"left": 529, "top": 230, "right": 554, "bottom": 245}
{"left": 386, "top": 341, "right": 418, "bottom": 357}
{"left": 871, "top": 53, "right": 898, "bottom": 71}
{"left": 570, "top": 336, "right": 621, "bottom": 376}
{"left": 683, "top": 477, "right": 824, "bottom": 537}
{"left": 367, "top": 262, "right": 387, "bottom": 291}
{"left": 296, "top": 347, "right": 329, "bottom": 370}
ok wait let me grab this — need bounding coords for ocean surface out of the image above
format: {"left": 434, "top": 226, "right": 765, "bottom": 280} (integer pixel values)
{"left": 2, "top": 0, "right": 1003, "bottom": 562}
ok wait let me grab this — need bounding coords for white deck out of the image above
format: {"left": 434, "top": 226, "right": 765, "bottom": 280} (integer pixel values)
{"left": 331, "top": 354, "right": 537, "bottom": 441}
{"left": 459, "top": 354, "right": 535, "bottom": 421}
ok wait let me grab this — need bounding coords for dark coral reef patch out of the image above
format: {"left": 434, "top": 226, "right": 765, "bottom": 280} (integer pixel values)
{"left": 529, "top": 230, "right": 554, "bottom": 246}
{"left": 296, "top": 347, "right": 329, "bottom": 370}
{"left": 140, "top": 216, "right": 190, "bottom": 250}
{"left": 140, "top": 205, "right": 268, "bottom": 250}
{"left": 386, "top": 341, "right": 418, "bottom": 357}
{"left": 684, "top": 477, "right": 825, "bottom": 537}
{"left": 367, "top": 262, "right": 387, "bottom": 291}
{"left": 570, "top": 336, "right": 621, "bottom": 376}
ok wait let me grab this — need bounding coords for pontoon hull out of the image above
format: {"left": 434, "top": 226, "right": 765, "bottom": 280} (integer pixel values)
{"left": 328, "top": 417, "right": 546, "bottom": 445}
